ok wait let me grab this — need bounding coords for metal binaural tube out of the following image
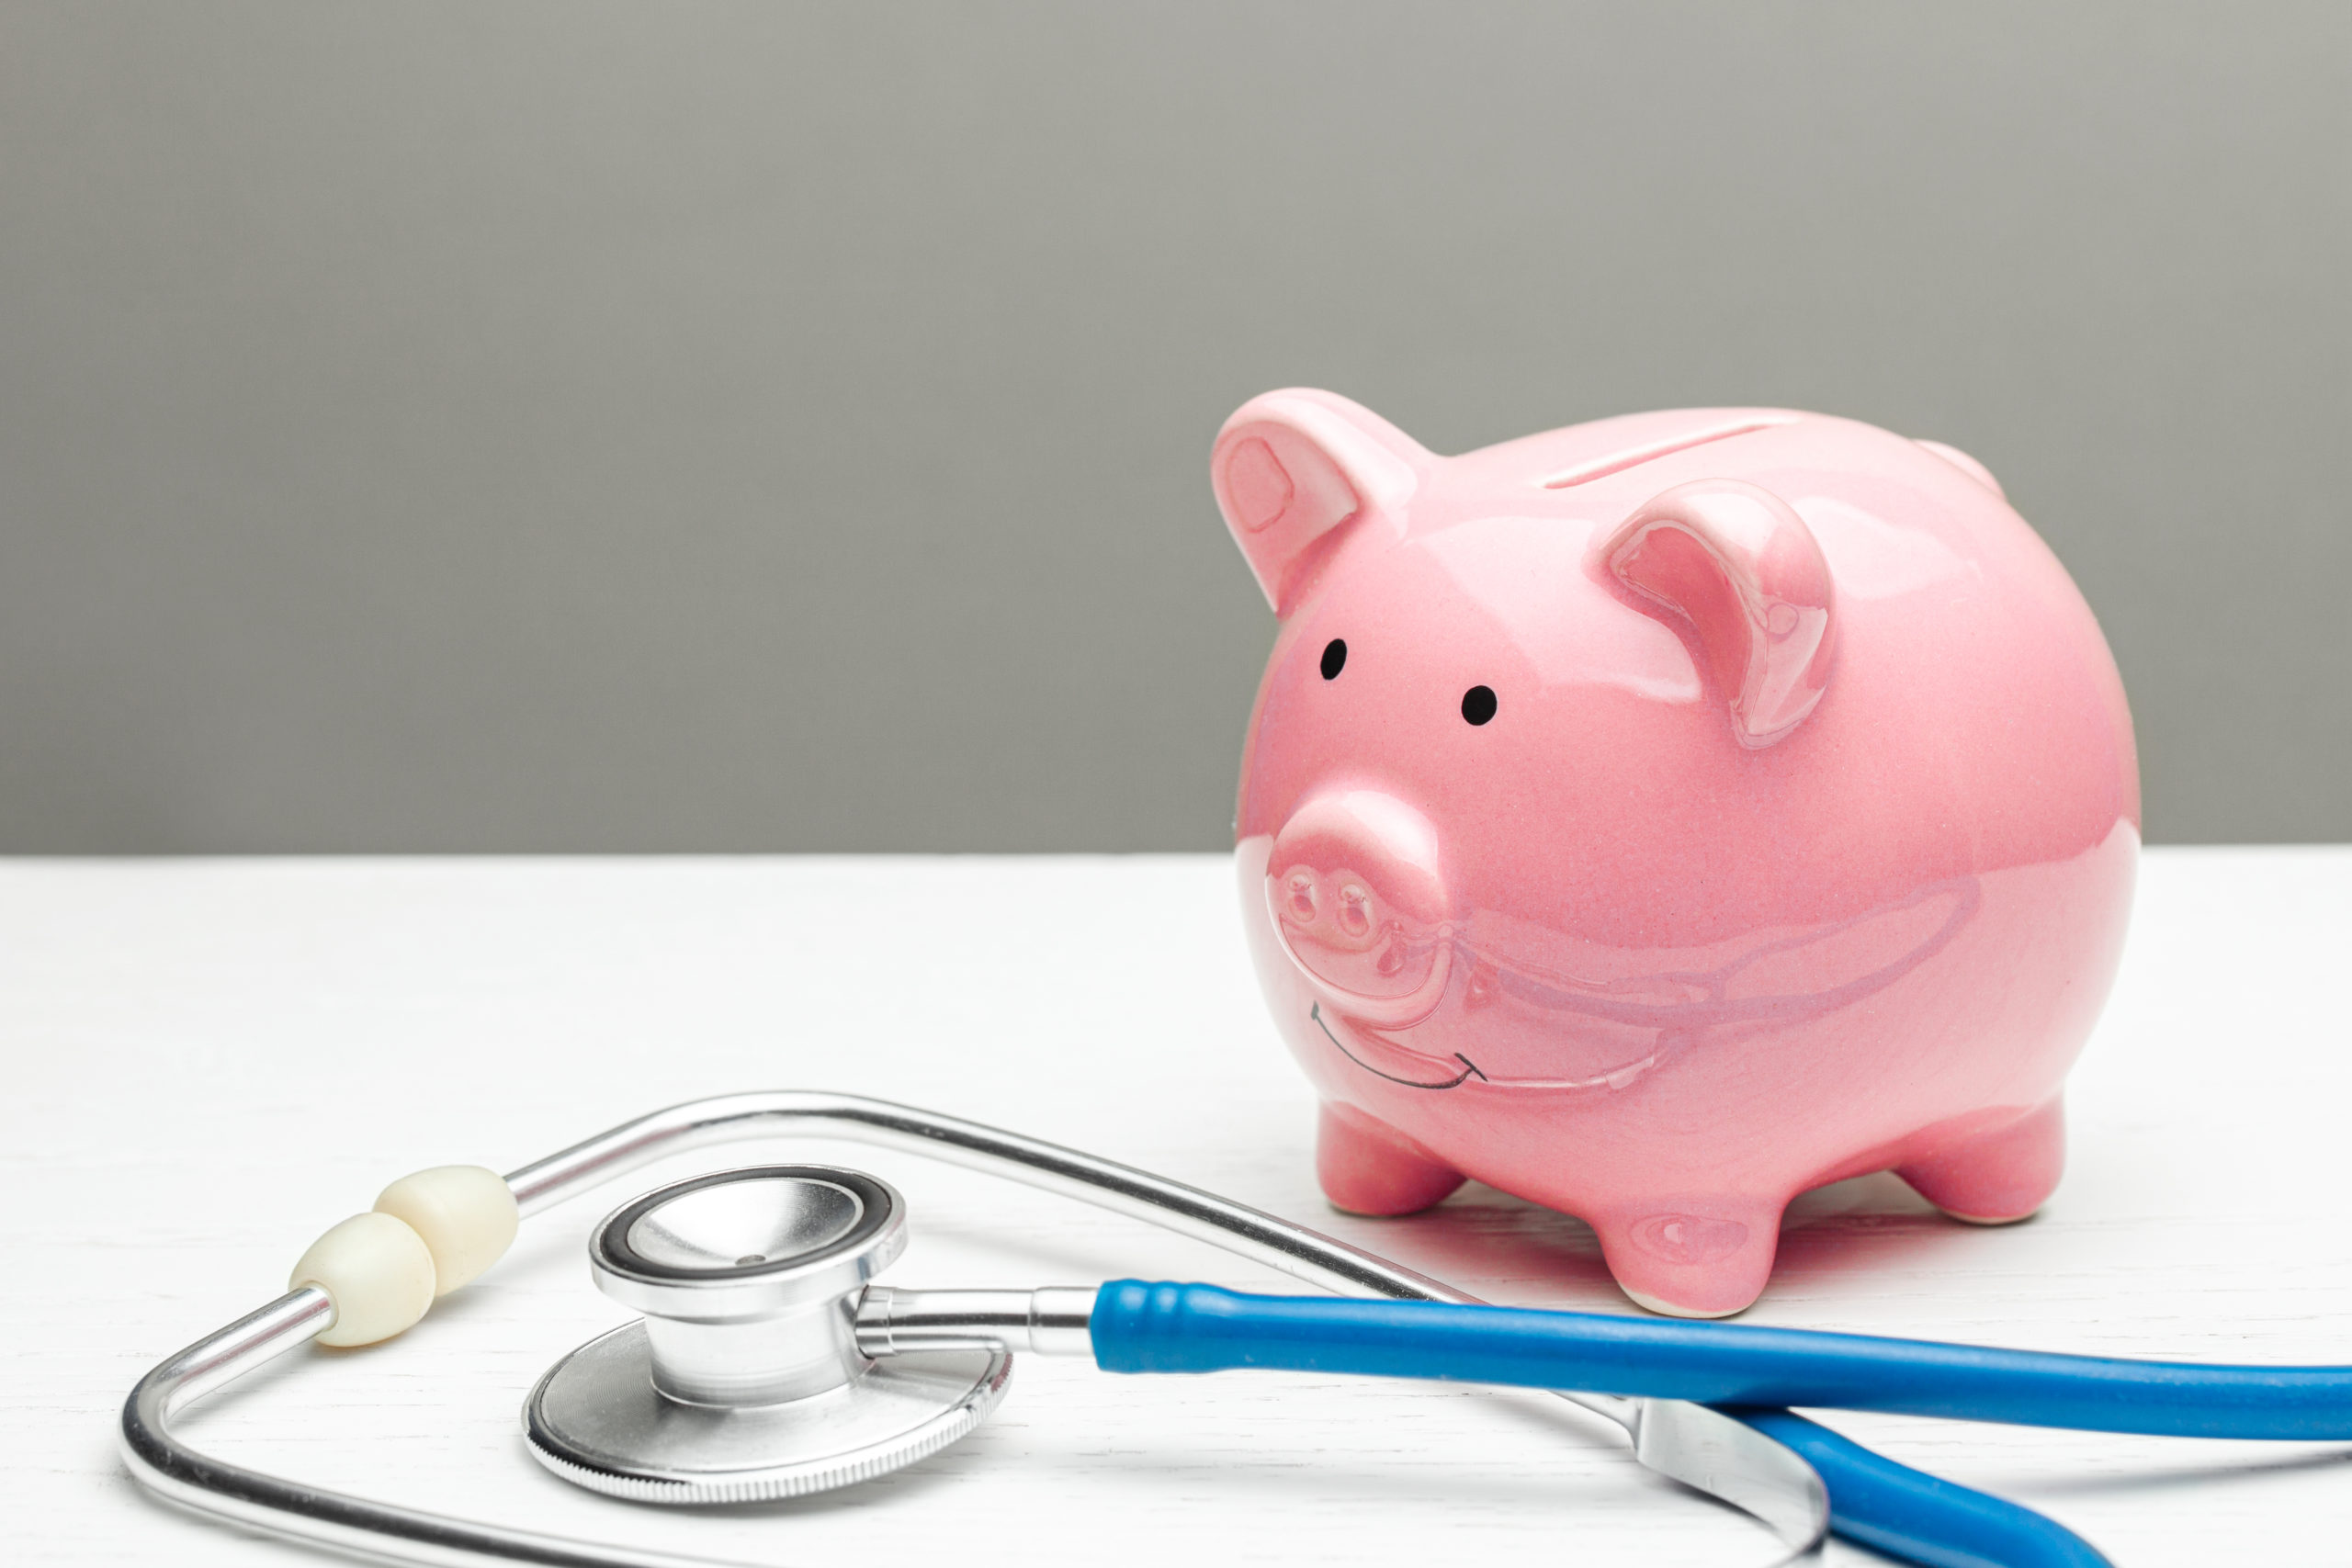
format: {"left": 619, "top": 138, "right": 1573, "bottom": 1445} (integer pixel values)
{"left": 121, "top": 1288, "right": 735, "bottom": 1568}
{"left": 145, "top": 1287, "right": 334, "bottom": 1419}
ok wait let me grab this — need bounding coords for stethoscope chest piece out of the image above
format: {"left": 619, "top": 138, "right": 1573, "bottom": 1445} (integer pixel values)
{"left": 524, "top": 1165, "right": 1011, "bottom": 1505}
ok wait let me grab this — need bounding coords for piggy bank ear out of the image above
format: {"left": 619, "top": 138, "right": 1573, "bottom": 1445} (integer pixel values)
{"left": 1212, "top": 389, "right": 1427, "bottom": 615}
{"left": 1914, "top": 437, "right": 2006, "bottom": 498}
{"left": 1600, "top": 479, "right": 1837, "bottom": 748}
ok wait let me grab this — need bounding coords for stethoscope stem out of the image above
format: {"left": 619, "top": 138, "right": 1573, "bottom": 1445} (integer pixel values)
{"left": 854, "top": 1286, "right": 1095, "bottom": 1358}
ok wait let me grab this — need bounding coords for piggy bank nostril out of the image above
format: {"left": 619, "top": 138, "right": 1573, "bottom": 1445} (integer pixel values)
{"left": 1283, "top": 872, "right": 1318, "bottom": 922}
{"left": 1337, "top": 884, "right": 1373, "bottom": 937}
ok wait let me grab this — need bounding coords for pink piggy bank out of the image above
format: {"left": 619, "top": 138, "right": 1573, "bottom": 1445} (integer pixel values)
{"left": 1216, "top": 389, "right": 2138, "bottom": 1317}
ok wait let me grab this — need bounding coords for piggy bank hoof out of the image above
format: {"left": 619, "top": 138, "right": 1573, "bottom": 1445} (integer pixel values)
{"left": 1619, "top": 1288, "right": 1747, "bottom": 1321}
{"left": 1596, "top": 1202, "right": 1787, "bottom": 1318}
{"left": 1895, "top": 1100, "right": 2065, "bottom": 1225}
{"left": 1316, "top": 1102, "right": 1466, "bottom": 1215}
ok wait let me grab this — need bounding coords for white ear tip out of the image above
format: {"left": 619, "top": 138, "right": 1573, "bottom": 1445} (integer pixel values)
{"left": 290, "top": 1212, "right": 437, "bottom": 1347}
{"left": 374, "top": 1165, "right": 519, "bottom": 1297}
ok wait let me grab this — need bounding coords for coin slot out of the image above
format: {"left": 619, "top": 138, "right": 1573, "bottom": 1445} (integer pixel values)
{"left": 1539, "top": 418, "right": 1795, "bottom": 490}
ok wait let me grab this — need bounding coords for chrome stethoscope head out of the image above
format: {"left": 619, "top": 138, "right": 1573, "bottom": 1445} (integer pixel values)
{"left": 524, "top": 1165, "right": 1012, "bottom": 1505}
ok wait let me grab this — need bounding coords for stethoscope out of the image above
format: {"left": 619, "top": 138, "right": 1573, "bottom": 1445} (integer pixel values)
{"left": 122, "top": 1091, "right": 2352, "bottom": 1568}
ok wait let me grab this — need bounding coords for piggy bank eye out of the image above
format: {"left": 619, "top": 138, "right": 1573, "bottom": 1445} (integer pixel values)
{"left": 1461, "top": 685, "right": 1498, "bottom": 726}
{"left": 1320, "top": 638, "right": 1348, "bottom": 680}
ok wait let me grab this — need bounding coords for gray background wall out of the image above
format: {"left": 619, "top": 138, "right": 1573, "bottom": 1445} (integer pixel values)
{"left": 2, "top": 1, "right": 2344, "bottom": 852}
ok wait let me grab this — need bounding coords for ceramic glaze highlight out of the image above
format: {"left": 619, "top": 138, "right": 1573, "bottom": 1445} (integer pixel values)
{"left": 1216, "top": 389, "right": 2138, "bottom": 1318}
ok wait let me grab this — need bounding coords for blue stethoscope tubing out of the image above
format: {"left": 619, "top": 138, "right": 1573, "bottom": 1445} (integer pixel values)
{"left": 1738, "top": 1410, "right": 2109, "bottom": 1568}
{"left": 1093, "top": 1281, "right": 2352, "bottom": 1568}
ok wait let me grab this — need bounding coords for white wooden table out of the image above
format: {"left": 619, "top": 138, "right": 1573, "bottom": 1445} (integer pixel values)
{"left": 5, "top": 850, "right": 2348, "bottom": 1567}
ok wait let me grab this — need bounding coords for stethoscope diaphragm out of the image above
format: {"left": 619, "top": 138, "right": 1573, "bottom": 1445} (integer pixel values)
{"left": 522, "top": 1165, "right": 1011, "bottom": 1504}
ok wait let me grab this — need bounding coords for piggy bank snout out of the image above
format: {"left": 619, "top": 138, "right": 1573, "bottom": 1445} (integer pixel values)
{"left": 1267, "top": 793, "right": 1453, "bottom": 1027}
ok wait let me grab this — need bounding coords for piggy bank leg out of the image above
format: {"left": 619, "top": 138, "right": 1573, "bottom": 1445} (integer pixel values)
{"left": 1592, "top": 1200, "right": 1788, "bottom": 1318}
{"left": 1316, "top": 1101, "right": 1466, "bottom": 1215}
{"left": 1896, "top": 1099, "right": 2066, "bottom": 1224}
